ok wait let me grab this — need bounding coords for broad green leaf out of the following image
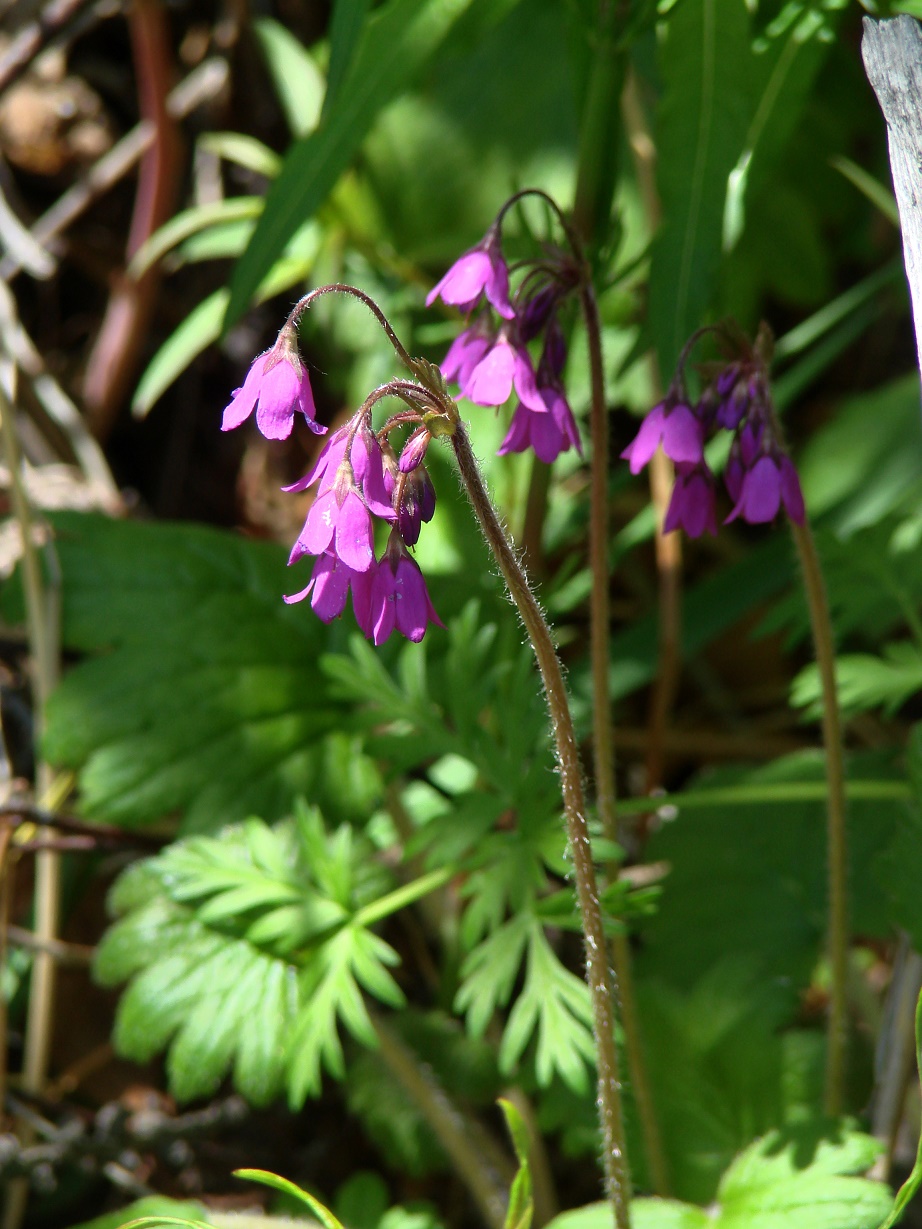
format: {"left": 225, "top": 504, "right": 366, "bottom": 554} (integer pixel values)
{"left": 35, "top": 515, "right": 378, "bottom": 831}
{"left": 224, "top": 0, "right": 474, "bottom": 330}
{"left": 128, "top": 198, "right": 264, "bottom": 279}
{"left": 547, "top": 1201, "right": 708, "bottom": 1229}
{"left": 253, "top": 19, "right": 325, "bottom": 138}
{"left": 648, "top": 0, "right": 753, "bottom": 374}
{"left": 637, "top": 751, "right": 905, "bottom": 994}
{"left": 98, "top": 816, "right": 399, "bottom": 1105}
{"left": 549, "top": 1126, "right": 890, "bottom": 1229}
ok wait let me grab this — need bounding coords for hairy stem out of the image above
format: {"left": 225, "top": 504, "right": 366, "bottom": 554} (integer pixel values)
{"left": 580, "top": 285, "right": 669, "bottom": 1195}
{"left": 790, "top": 517, "right": 848, "bottom": 1116}
{"left": 450, "top": 423, "right": 631, "bottom": 1229}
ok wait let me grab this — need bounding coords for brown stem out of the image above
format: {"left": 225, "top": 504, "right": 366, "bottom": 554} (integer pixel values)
{"left": 450, "top": 423, "right": 631, "bottom": 1229}
{"left": 82, "top": 0, "right": 183, "bottom": 437}
{"left": 790, "top": 516, "right": 849, "bottom": 1116}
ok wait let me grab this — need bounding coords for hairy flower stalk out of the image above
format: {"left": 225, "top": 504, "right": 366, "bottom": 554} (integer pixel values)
{"left": 449, "top": 423, "right": 631, "bottom": 1228}
{"left": 223, "top": 273, "right": 634, "bottom": 1222}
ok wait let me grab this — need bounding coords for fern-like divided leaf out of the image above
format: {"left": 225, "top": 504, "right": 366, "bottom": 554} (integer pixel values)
{"left": 95, "top": 808, "right": 403, "bottom": 1107}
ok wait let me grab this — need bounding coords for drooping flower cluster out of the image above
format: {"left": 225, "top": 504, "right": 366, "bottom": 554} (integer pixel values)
{"left": 427, "top": 220, "right": 583, "bottom": 465}
{"left": 222, "top": 310, "right": 443, "bottom": 644}
{"left": 621, "top": 329, "right": 805, "bottom": 537}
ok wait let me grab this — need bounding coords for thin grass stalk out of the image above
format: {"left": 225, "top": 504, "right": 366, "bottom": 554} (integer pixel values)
{"left": 580, "top": 285, "right": 670, "bottom": 1195}
{"left": 790, "top": 517, "right": 848, "bottom": 1115}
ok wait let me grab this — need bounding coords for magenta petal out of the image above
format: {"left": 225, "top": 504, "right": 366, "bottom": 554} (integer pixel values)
{"left": 427, "top": 252, "right": 492, "bottom": 308}
{"left": 254, "top": 359, "right": 299, "bottom": 439}
{"left": 353, "top": 431, "right": 395, "bottom": 520}
{"left": 333, "top": 490, "right": 375, "bottom": 572}
{"left": 466, "top": 340, "right": 515, "bottom": 406}
{"left": 300, "top": 490, "right": 338, "bottom": 555}
{"left": 369, "top": 566, "right": 397, "bottom": 645}
{"left": 485, "top": 258, "right": 514, "bottom": 320}
{"left": 660, "top": 404, "right": 703, "bottom": 465}
{"left": 497, "top": 405, "right": 530, "bottom": 457}
{"left": 351, "top": 567, "right": 375, "bottom": 638}
{"left": 727, "top": 455, "right": 781, "bottom": 524}
{"left": 283, "top": 581, "right": 313, "bottom": 605}
{"left": 308, "top": 553, "right": 353, "bottom": 622}
{"left": 621, "top": 405, "right": 666, "bottom": 475}
{"left": 512, "top": 348, "right": 545, "bottom": 412}
{"left": 394, "top": 556, "right": 443, "bottom": 641}
{"left": 222, "top": 353, "right": 266, "bottom": 431}
{"left": 442, "top": 330, "right": 490, "bottom": 389}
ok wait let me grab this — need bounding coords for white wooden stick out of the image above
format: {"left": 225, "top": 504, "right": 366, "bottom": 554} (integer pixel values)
{"left": 862, "top": 15, "right": 922, "bottom": 380}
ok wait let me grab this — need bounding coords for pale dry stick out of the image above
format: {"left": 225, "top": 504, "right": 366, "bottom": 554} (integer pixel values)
{"left": 0, "top": 57, "right": 229, "bottom": 283}
{"left": 790, "top": 516, "right": 848, "bottom": 1117}
{"left": 0, "top": 280, "right": 119, "bottom": 503}
{"left": 450, "top": 422, "right": 631, "bottom": 1229}
{"left": 871, "top": 936, "right": 922, "bottom": 1178}
{"left": 0, "top": 0, "right": 99, "bottom": 94}
{"left": 0, "top": 364, "right": 62, "bottom": 1229}
{"left": 372, "top": 1016, "right": 514, "bottom": 1229}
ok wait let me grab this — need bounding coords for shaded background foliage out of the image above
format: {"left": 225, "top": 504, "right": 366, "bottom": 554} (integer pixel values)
{"left": 3, "top": 1, "right": 922, "bottom": 1229}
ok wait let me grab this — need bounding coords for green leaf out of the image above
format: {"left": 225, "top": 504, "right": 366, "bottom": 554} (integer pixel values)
{"left": 224, "top": 0, "right": 474, "bottom": 330}
{"left": 648, "top": 0, "right": 754, "bottom": 374}
{"left": 253, "top": 19, "right": 326, "bottom": 138}
{"left": 128, "top": 198, "right": 264, "bottom": 279}
{"left": 637, "top": 751, "right": 905, "bottom": 994}
{"left": 38, "top": 515, "right": 377, "bottom": 831}
{"left": 235, "top": 1171, "right": 344, "bottom": 1229}
{"left": 547, "top": 1201, "right": 708, "bottom": 1229}
{"left": 549, "top": 1125, "right": 890, "bottom": 1229}
{"left": 499, "top": 1099, "right": 534, "bottom": 1229}
{"left": 98, "top": 815, "right": 400, "bottom": 1106}
{"left": 324, "top": 0, "right": 372, "bottom": 117}
{"left": 198, "top": 131, "right": 283, "bottom": 178}
{"left": 723, "top": 3, "right": 841, "bottom": 252}
{"left": 498, "top": 920, "right": 595, "bottom": 1092}
{"left": 712, "top": 1124, "right": 891, "bottom": 1229}
{"left": 68, "top": 1199, "right": 208, "bottom": 1229}
{"left": 829, "top": 155, "right": 899, "bottom": 227}
{"left": 792, "top": 643, "right": 922, "bottom": 719}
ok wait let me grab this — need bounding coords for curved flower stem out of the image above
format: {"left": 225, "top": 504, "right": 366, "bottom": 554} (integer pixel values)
{"left": 790, "top": 516, "right": 848, "bottom": 1116}
{"left": 450, "top": 423, "right": 631, "bottom": 1229}
{"left": 286, "top": 283, "right": 416, "bottom": 375}
{"left": 581, "top": 285, "right": 670, "bottom": 1196}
